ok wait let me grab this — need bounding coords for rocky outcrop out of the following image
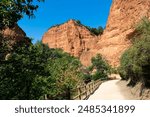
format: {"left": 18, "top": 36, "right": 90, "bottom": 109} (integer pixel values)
{"left": 1, "top": 24, "right": 28, "bottom": 46}
{"left": 0, "top": 24, "right": 29, "bottom": 60}
{"left": 2, "top": 24, "right": 26, "bottom": 39}
{"left": 42, "top": 20, "right": 98, "bottom": 66}
{"left": 96, "top": 0, "right": 150, "bottom": 66}
{"left": 42, "top": 0, "right": 150, "bottom": 67}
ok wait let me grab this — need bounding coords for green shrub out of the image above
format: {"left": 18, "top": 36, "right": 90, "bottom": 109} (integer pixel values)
{"left": 83, "top": 73, "right": 91, "bottom": 84}
{"left": 86, "top": 26, "right": 103, "bottom": 36}
{"left": 0, "top": 42, "right": 51, "bottom": 99}
{"left": 119, "top": 18, "right": 150, "bottom": 87}
{"left": 92, "top": 71, "right": 108, "bottom": 81}
{"left": 46, "top": 50, "right": 83, "bottom": 99}
{"left": 0, "top": 41, "right": 83, "bottom": 99}
{"left": 89, "top": 54, "right": 110, "bottom": 81}
{"left": 0, "top": 0, "right": 44, "bottom": 29}
{"left": 75, "top": 20, "right": 104, "bottom": 36}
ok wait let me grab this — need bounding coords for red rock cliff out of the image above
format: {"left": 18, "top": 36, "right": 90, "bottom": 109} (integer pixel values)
{"left": 42, "top": 0, "right": 150, "bottom": 67}
{"left": 42, "top": 20, "right": 98, "bottom": 66}
{"left": 96, "top": 0, "right": 150, "bottom": 66}
{"left": 2, "top": 24, "right": 26, "bottom": 39}
{"left": 1, "top": 24, "right": 28, "bottom": 46}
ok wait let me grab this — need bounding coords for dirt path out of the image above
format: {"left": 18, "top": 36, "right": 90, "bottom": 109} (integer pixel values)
{"left": 88, "top": 79, "right": 136, "bottom": 100}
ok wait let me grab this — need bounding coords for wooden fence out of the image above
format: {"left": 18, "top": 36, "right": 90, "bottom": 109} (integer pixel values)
{"left": 71, "top": 79, "right": 103, "bottom": 100}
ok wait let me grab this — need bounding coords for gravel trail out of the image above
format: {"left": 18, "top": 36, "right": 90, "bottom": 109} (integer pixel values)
{"left": 88, "top": 79, "right": 135, "bottom": 100}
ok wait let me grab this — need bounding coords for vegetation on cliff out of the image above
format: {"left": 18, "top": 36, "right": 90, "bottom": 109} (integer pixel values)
{"left": 48, "top": 19, "right": 104, "bottom": 36}
{"left": 76, "top": 20, "right": 104, "bottom": 36}
{"left": 119, "top": 18, "right": 150, "bottom": 88}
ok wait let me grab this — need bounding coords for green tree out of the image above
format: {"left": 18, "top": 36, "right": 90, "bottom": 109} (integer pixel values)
{"left": 0, "top": 33, "right": 9, "bottom": 60}
{"left": 88, "top": 26, "right": 103, "bottom": 36}
{"left": 89, "top": 54, "right": 110, "bottom": 80}
{"left": 119, "top": 18, "right": 150, "bottom": 87}
{"left": 74, "top": 19, "right": 103, "bottom": 36}
{"left": 0, "top": 42, "right": 83, "bottom": 99}
{"left": 46, "top": 50, "right": 83, "bottom": 99}
{"left": 76, "top": 20, "right": 81, "bottom": 25}
{"left": 0, "top": 0, "right": 44, "bottom": 29}
{"left": 0, "top": 42, "right": 52, "bottom": 99}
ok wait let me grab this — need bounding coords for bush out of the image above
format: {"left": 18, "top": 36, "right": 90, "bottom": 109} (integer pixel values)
{"left": 86, "top": 26, "right": 103, "bottom": 36}
{"left": 46, "top": 50, "right": 83, "bottom": 99}
{"left": 0, "top": 0, "right": 44, "bottom": 29}
{"left": 0, "top": 42, "right": 51, "bottom": 99}
{"left": 0, "top": 41, "right": 83, "bottom": 99}
{"left": 92, "top": 71, "right": 108, "bottom": 81}
{"left": 83, "top": 73, "right": 91, "bottom": 84}
{"left": 75, "top": 20, "right": 103, "bottom": 36}
{"left": 89, "top": 54, "right": 110, "bottom": 81}
{"left": 119, "top": 18, "right": 150, "bottom": 87}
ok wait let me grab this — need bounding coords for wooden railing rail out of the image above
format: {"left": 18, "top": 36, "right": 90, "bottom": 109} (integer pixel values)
{"left": 71, "top": 79, "right": 102, "bottom": 100}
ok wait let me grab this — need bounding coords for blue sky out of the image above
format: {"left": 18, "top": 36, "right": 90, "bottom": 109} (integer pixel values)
{"left": 18, "top": 0, "right": 112, "bottom": 43}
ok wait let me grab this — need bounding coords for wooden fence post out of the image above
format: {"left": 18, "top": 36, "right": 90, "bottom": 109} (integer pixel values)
{"left": 79, "top": 87, "right": 82, "bottom": 100}
{"left": 72, "top": 79, "right": 102, "bottom": 100}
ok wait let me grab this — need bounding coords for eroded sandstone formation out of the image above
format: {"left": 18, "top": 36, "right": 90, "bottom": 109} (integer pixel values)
{"left": 42, "top": 20, "right": 98, "bottom": 66}
{"left": 42, "top": 0, "right": 150, "bottom": 67}
{"left": 96, "top": 0, "right": 150, "bottom": 66}
{"left": 2, "top": 24, "right": 26, "bottom": 39}
{"left": 1, "top": 24, "right": 28, "bottom": 47}
{"left": 0, "top": 24, "right": 29, "bottom": 60}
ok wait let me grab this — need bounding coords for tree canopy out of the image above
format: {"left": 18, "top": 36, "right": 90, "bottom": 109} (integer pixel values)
{"left": 0, "top": 42, "right": 83, "bottom": 99}
{"left": 119, "top": 18, "right": 150, "bottom": 87}
{"left": 0, "top": 0, "right": 44, "bottom": 29}
{"left": 83, "top": 54, "right": 110, "bottom": 81}
{"left": 0, "top": 0, "right": 84, "bottom": 100}
{"left": 86, "top": 26, "right": 103, "bottom": 36}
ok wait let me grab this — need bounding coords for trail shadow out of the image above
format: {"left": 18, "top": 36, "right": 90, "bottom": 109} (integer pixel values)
{"left": 115, "top": 80, "right": 136, "bottom": 100}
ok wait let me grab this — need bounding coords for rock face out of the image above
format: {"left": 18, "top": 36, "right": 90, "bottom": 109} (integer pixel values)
{"left": 96, "top": 0, "right": 150, "bottom": 66}
{"left": 0, "top": 24, "right": 29, "bottom": 60}
{"left": 2, "top": 24, "right": 26, "bottom": 39}
{"left": 1, "top": 24, "right": 28, "bottom": 46}
{"left": 42, "top": 0, "right": 150, "bottom": 66}
{"left": 42, "top": 20, "right": 98, "bottom": 66}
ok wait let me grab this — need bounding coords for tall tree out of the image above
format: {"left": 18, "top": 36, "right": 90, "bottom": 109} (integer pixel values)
{"left": 0, "top": 0, "right": 44, "bottom": 29}
{"left": 119, "top": 18, "right": 150, "bottom": 87}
